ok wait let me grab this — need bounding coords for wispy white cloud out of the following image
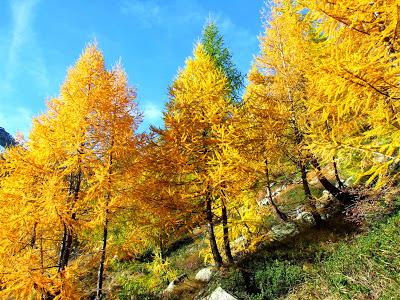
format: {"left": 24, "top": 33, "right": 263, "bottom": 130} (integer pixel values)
{"left": 0, "top": 0, "right": 47, "bottom": 138}
{"left": 3, "top": 0, "right": 49, "bottom": 91}
{"left": 142, "top": 102, "right": 163, "bottom": 120}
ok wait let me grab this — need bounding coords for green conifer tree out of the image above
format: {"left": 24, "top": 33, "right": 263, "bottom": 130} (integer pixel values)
{"left": 201, "top": 20, "right": 243, "bottom": 104}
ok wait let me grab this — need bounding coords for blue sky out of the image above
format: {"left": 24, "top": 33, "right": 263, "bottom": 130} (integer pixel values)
{"left": 0, "top": 0, "right": 266, "bottom": 136}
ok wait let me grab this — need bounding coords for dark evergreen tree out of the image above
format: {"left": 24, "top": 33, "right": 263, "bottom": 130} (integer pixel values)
{"left": 201, "top": 21, "right": 244, "bottom": 103}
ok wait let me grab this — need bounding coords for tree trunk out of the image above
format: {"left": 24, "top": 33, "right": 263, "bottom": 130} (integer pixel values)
{"left": 96, "top": 215, "right": 108, "bottom": 300}
{"left": 58, "top": 170, "right": 81, "bottom": 272}
{"left": 299, "top": 161, "right": 312, "bottom": 199}
{"left": 206, "top": 193, "right": 223, "bottom": 267}
{"left": 57, "top": 224, "right": 67, "bottom": 273}
{"left": 96, "top": 150, "right": 113, "bottom": 300}
{"left": 221, "top": 204, "right": 234, "bottom": 264}
{"left": 333, "top": 156, "right": 344, "bottom": 188}
{"left": 59, "top": 218, "right": 74, "bottom": 270}
{"left": 159, "top": 231, "right": 165, "bottom": 261}
{"left": 298, "top": 161, "right": 324, "bottom": 225}
{"left": 30, "top": 222, "right": 37, "bottom": 248}
{"left": 311, "top": 159, "right": 354, "bottom": 205}
{"left": 265, "top": 159, "right": 287, "bottom": 222}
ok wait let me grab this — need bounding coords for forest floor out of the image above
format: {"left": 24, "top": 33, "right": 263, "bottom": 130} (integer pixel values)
{"left": 110, "top": 173, "right": 400, "bottom": 300}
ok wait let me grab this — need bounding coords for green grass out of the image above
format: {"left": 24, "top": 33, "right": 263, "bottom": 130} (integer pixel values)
{"left": 278, "top": 184, "right": 325, "bottom": 213}
{"left": 285, "top": 210, "right": 400, "bottom": 300}
{"left": 206, "top": 206, "right": 400, "bottom": 300}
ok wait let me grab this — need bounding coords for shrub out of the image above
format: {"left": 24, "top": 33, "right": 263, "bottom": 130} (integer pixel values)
{"left": 254, "top": 260, "right": 304, "bottom": 299}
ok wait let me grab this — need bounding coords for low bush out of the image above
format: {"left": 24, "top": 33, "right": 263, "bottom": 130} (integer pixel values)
{"left": 254, "top": 260, "right": 304, "bottom": 299}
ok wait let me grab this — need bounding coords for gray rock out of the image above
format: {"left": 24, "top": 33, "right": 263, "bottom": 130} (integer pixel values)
{"left": 163, "top": 273, "right": 187, "bottom": 294}
{"left": 0, "top": 127, "right": 17, "bottom": 148}
{"left": 259, "top": 197, "right": 270, "bottom": 206}
{"left": 164, "top": 280, "right": 176, "bottom": 294}
{"left": 344, "top": 176, "right": 354, "bottom": 187}
{"left": 195, "top": 267, "right": 213, "bottom": 282}
{"left": 309, "top": 176, "right": 319, "bottom": 185}
{"left": 205, "top": 287, "right": 237, "bottom": 300}
{"left": 231, "top": 235, "right": 246, "bottom": 249}
{"left": 294, "top": 211, "right": 316, "bottom": 226}
{"left": 270, "top": 222, "right": 299, "bottom": 241}
{"left": 259, "top": 185, "right": 287, "bottom": 207}
{"left": 316, "top": 190, "right": 334, "bottom": 210}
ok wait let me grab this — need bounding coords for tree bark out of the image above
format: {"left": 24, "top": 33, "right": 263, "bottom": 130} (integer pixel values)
{"left": 298, "top": 160, "right": 323, "bottom": 225}
{"left": 221, "top": 204, "right": 234, "bottom": 264}
{"left": 265, "top": 159, "right": 287, "bottom": 222}
{"left": 30, "top": 222, "right": 37, "bottom": 248}
{"left": 96, "top": 215, "right": 108, "bottom": 300}
{"left": 57, "top": 224, "right": 67, "bottom": 273}
{"left": 299, "top": 161, "right": 312, "bottom": 199}
{"left": 96, "top": 149, "right": 113, "bottom": 300}
{"left": 311, "top": 158, "right": 354, "bottom": 205}
{"left": 58, "top": 169, "right": 81, "bottom": 272}
{"left": 206, "top": 193, "right": 223, "bottom": 267}
{"left": 333, "top": 156, "right": 344, "bottom": 188}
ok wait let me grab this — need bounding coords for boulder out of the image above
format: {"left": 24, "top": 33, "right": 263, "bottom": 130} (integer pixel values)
{"left": 163, "top": 273, "right": 187, "bottom": 294}
{"left": 258, "top": 197, "right": 269, "bottom": 206}
{"left": 192, "top": 226, "right": 204, "bottom": 236}
{"left": 309, "top": 176, "right": 319, "bottom": 185}
{"left": 195, "top": 267, "right": 213, "bottom": 282}
{"left": 231, "top": 235, "right": 246, "bottom": 249}
{"left": 164, "top": 280, "right": 176, "bottom": 294}
{"left": 316, "top": 190, "right": 334, "bottom": 210}
{"left": 270, "top": 222, "right": 299, "bottom": 241}
{"left": 344, "top": 176, "right": 354, "bottom": 187}
{"left": 295, "top": 211, "right": 316, "bottom": 226}
{"left": 206, "top": 287, "right": 237, "bottom": 300}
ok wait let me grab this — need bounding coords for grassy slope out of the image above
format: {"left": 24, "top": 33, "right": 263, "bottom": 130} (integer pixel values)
{"left": 112, "top": 178, "right": 400, "bottom": 300}
{"left": 285, "top": 209, "right": 400, "bottom": 300}
{"left": 205, "top": 203, "right": 400, "bottom": 300}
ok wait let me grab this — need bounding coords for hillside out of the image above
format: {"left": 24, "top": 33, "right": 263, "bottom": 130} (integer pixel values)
{"left": 0, "top": 1, "right": 399, "bottom": 299}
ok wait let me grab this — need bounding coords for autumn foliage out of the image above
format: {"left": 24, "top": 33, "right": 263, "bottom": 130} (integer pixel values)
{"left": 0, "top": 1, "right": 399, "bottom": 298}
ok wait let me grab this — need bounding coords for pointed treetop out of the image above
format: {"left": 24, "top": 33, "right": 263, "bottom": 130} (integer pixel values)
{"left": 201, "top": 20, "right": 243, "bottom": 104}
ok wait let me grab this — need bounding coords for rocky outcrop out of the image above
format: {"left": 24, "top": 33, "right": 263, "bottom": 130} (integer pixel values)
{"left": 0, "top": 127, "right": 17, "bottom": 148}
{"left": 294, "top": 211, "right": 316, "bottom": 226}
{"left": 163, "top": 273, "right": 188, "bottom": 295}
{"left": 204, "top": 287, "right": 237, "bottom": 300}
{"left": 195, "top": 267, "right": 213, "bottom": 282}
{"left": 269, "top": 222, "right": 299, "bottom": 241}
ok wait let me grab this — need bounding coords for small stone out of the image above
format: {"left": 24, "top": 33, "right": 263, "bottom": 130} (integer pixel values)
{"left": 163, "top": 273, "right": 187, "bottom": 294}
{"left": 270, "top": 222, "right": 299, "bottom": 241}
{"left": 163, "top": 281, "right": 176, "bottom": 294}
{"left": 295, "top": 211, "right": 316, "bottom": 226}
{"left": 206, "top": 287, "right": 237, "bottom": 300}
{"left": 195, "top": 267, "right": 213, "bottom": 282}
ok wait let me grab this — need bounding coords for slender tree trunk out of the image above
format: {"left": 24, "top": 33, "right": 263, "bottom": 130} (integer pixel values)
{"left": 299, "top": 161, "right": 312, "bottom": 199}
{"left": 299, "top": 160, "right": 323, "bottom": 225}
{"left": 57, "top": 224, "right": 67, "bottom": 273}
{"left": 60, "top": 215, "right": 75, "bottom": 270}
{"left": 265, "top": 159, "right": 287, "bottom": 222}
{"left": 159, "top": 231, "right": 165, "bottom": 261}
{"left": 96, "top": 215, "right": 108, "bottom": 300}
{"left": 311, "top": 158, "right": 354, "bottom": 205}
{"left": 30, "top": 222, "right": 37, "bottom": 248}
{"left": 333, "top": 156, "right": 344, "bottom": 188}
{"left": 96, "top": 150, "right": 113, "bottom": 300}
{"left": 58, "top": 169, "right": 81, "bottom": 271}
{"left": 221, "top": 204, "right": 234, "bottom": 264}
{"left": 206, "top": 193, "right": 223, "bottom": 267}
